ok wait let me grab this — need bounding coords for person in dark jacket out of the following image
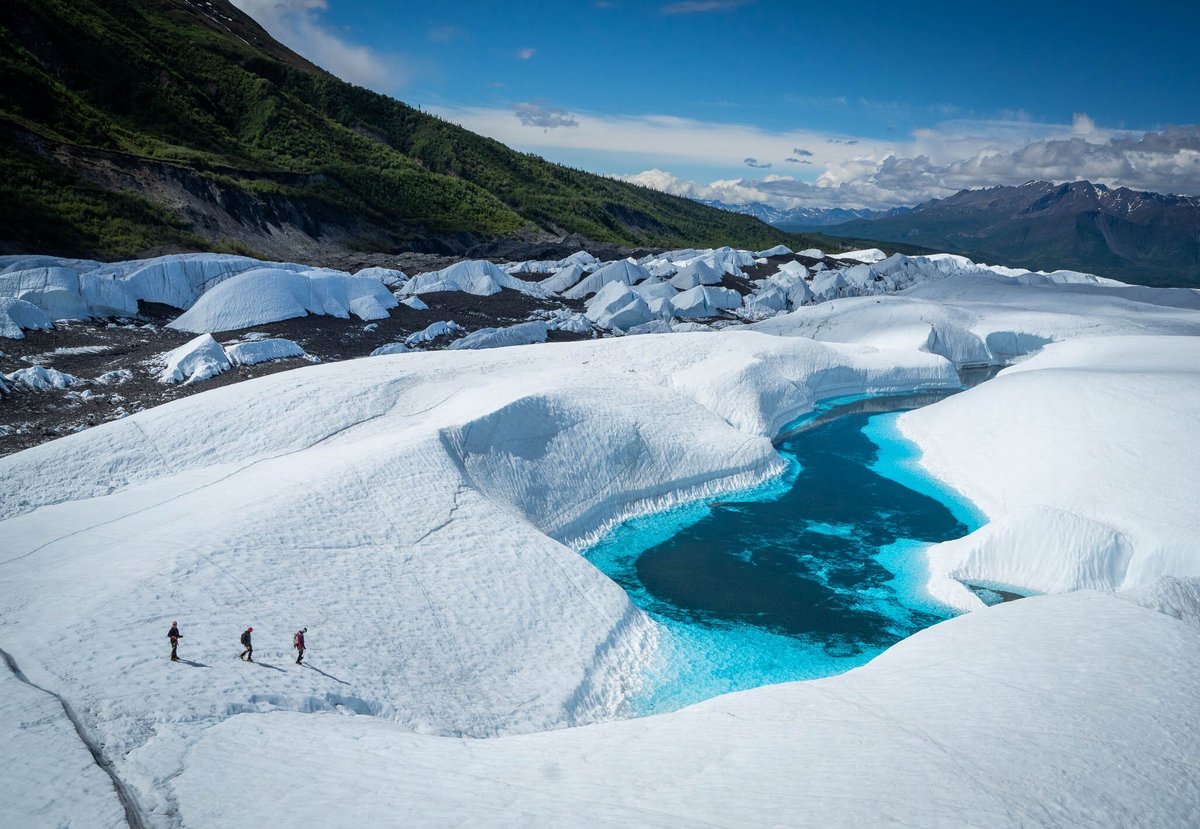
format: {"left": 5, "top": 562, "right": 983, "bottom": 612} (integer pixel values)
{"left": 168, "top": 621, "right": 181, "bottom": 662}
{"left": 293, "top": 627, "right": 307, "bottom": 665}
{"left": 239, "top": 627, "right": 254, "bottom": 662}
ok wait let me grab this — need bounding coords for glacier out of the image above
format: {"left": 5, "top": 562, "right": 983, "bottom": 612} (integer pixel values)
{"left": 2, "top": 252, "right": 1200, "bottom": 826}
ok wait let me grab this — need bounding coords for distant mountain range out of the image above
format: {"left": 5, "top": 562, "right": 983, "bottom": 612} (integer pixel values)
{"left": 809, "top": 181, "right": 1200, "bottom": 288}
{"left": 701, "top": 181, "right": 1200, "bottom": 288}
{"left": 697, "top": 200, "right": 910, "bottom": 228}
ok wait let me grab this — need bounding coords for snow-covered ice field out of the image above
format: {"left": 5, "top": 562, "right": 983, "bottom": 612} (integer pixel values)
{"left": 3, "top": 260, "right": 1200, "bottom": 826}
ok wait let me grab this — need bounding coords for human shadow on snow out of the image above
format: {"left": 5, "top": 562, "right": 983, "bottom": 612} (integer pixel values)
{"left": 304, "top": 664, "right": 350, "bottom": 685}
{"left": 251, "top": 661, "right": 287, "bottom": 673}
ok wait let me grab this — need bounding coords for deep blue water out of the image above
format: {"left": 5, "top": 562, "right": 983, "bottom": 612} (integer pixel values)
{"left": 584, "top": 393, "right": 985, "bottom": 715}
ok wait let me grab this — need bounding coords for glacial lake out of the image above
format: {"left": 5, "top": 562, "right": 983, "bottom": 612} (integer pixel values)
{"left": 584, "top": 388, "right": 988, "bottom": 716}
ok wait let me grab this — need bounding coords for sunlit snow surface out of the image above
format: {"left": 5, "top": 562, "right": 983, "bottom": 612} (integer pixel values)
{"left": 587, "top": 394, "right": 982, "bottom": 714}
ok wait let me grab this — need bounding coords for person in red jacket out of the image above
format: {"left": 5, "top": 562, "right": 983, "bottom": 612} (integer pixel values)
{"left": 167, "top": 621, "right": 181, "bottom": 662}
{"left": 293, "top": 627, "right": 307, "bottom": 665}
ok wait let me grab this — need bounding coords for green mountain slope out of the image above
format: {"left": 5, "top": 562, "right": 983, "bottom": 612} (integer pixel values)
{"left": 0, "top": 0, "right": 818, "bottom": 261}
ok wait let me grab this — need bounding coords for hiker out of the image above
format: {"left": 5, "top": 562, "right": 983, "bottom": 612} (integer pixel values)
{"left": 239, "top": 627, "right": 254, "bottom": 662}
{"left": 168, "top": 621, "right": 181, "bottom": 662}
{"left": 293, "top": 627, "right": 307, "bottom": 665}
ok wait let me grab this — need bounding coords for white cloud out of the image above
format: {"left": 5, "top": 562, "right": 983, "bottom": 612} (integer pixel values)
{"left": 230, "top": 0, "right": 409, "bottom": 91}
{"left": 516, "top": 47, "right": 536, "bottom": 60}
{"left": 514, "top": 103, "right": 578, "bottom": 130}
{"left": 429, "top": 104, "right": 889, "bottom": 171}
{"left": 661, "top": 0, "right": 752, "bottom": 13}
{"left": 428, "top": 25, "right": 465, "bottom": 44}
{"left": 619, "top": 124, "right": 1200, "bottom": 210}
{"left": 432, "top": 101, "right": 1199, "bottom": 208}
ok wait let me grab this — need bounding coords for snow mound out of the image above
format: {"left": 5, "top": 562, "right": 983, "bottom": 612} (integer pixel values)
{"left": 506, "top": 251, "right": 599, "bottom": 275}
{"left": 1120, "top": 576, "right": 1200, "bottom": 628}
{"left": 671, "top": 285, "right": 743, "bottom": 318}
{"left": 158, "top": 333, "right": 232, "bottom": 384}
{"left": 405, "top": 320, "right": 465, "bottom": 346}
{"left": 925, "top": 505, "right": 1135, "bottom": 610}
{"left": 741, "top": 285, "right": 789, "bottom": 318}
{"left": 94, "top": 369, "right": 133, "bottom": 385}
{"left": 669, "top": 259, "right": 725, "bottom": 291}
{"left": 753, "top": 270, "right": 1200, "bottom": 366}
{"left": 625, "top": 319, "right": 675, "bottom": 336}
{"left": 0, "top": 330, "right": 958, "bottom": 759}
{"left": 0, "top": 255, "right": 103, "bottom": 274}
{"left": 0, "top": 254, "right": 298, "bottom": 330}
{"left": 584, "top": 281, "right": 656, "bottom": 331}
{"left": 400, "top": 260, "right": 547, "bottom": 299}
{"left": 168, "top": 269, "right": 398, "bottom": 333}
{"left": 830, "top": 247, "right": 887, "bottom": 262}
{"left": 400, "top": 296, "right": 428, "bottom": 311}
{"left": 543, "top": 309, "right": 592, "bottom": 335}
{"left": 0, "top": 267, "right": 97, "bottom": 320}
{"left": 171, "top": 589, "right": 1200, "bottom": 828}
{"left": 4, "top": 366, "right": 84, "bottom": 390}
{"left": 370, "top": 342, "right": 410, "bottom": 356}
{"left": 755, "top": 244, "right": 793, "bottom": 257}
{"left": 562, "top": 260, "right": 652, "bottom": 300}
{"left": 538, "top": 264, "right": 586, "bottom": 294}
{"left": 226, "top": 338, "right": 310, "bottom": 366}
{"left": 900, "top": 335, "right": 1200, "bottom": 603}
{"left": 0, "top": 297, "right": 52, "bottom": 339}
{"left": 354, "top": 266, "right": 408, "bottom": 288}
{"left": 447, "top": 321, "right": 550, "bottom": 351}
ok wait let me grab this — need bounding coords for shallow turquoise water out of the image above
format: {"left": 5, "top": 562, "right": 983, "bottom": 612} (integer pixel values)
{"left": 584, "top": 395, "right": 983, "bottom": 715}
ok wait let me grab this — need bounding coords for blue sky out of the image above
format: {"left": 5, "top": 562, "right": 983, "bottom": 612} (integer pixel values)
{"left": 233, "top": 0, "right": 1200, "bottom": 208}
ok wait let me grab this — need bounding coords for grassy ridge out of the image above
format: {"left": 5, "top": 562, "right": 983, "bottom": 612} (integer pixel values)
{"left": 0, "top": 0, "right": 818, "bottom": 259}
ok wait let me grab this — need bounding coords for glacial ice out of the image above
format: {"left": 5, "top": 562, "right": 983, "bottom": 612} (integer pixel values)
{"left": 158, "top": 333, "right": 232, "bottom": 384}
{"left": 169, "top": 268, "right": 399, "bottom": 333}
{"left": 3, "top": 248, "right": 1200, "bottom": 827}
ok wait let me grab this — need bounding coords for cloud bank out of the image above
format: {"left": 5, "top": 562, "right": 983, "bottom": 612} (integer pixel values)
{"left": 434, "top": 102, "right": 1200, "bottom": 208}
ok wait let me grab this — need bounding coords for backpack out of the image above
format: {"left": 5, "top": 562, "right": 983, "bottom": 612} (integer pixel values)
{"left": 293, "top": 632, "right": 302, "bottom": 649}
